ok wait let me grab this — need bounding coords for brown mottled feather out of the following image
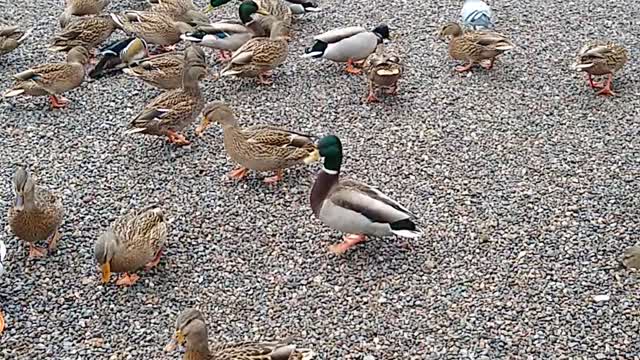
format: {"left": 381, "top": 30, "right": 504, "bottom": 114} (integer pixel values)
{"left": 440, "top": 22, "right": 513, "bottom": 64}
{"left": 50, "top": 15, "right": 115, "bottom": 51}
{"left": 123, "top": 52, "right": 185, "bottom": 90}
{"left": 575, "top": 41, "right": 627, "bottom": 76}
{"left": 364, "top": 45, "right": 403, "bottom": 93}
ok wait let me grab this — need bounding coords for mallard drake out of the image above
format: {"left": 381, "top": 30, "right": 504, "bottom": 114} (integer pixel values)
{"left": 89, "top": 37, "right": 149, "bottom": 78}
{"left": 285, "top": 0, "right": 321, "bottom": 15}
{"left": 622, "top": 245, "right": 640, "bottom": 270}
{"left": 206, "top": 0, "right": 290, "bottom": 33}
{"left": 573, "top": 41, "right": 627, "bottom": 96}
{"left": 302, "top": 24, "right": 390, "bottom": 74}
{"left": 460, "top": 0, "right": 493, "bottom": 30}
{"left": 181, "top": 1, "right": 268, "bottom": 61}
{"left": 363, "top": 44, "right": 403, "bottom": 102}
{"left": 0, "top": 26, "right": 32, "bottom": 56}
{"left": 220, "top": 20, "right": 289, "bottom": 84}
{"left": 110, "top": 11, "right": 194, "bottom": 51}
{"left": 122, "top": 52, "right": 185, "bottom": 89}
{"left": 7, "top": 167, "right": 64, "bottom": 258}
{"left": 3, "top": 46, "right": 89, "bottom": 108}
{"left": 59, "top": 0, "right": 112, "bottom": 28}
{"left": 438, "top": 22, "right": 514, "bottom": 72}
{"left": 49, "top": 15, "right": 116, "bottom": 55}
{"left": 95, "top": 205, "right": 167, "bottom": 286}
{"left": 310, "top": 136, "right": 422, "bottom": 254}
{"left": 126, "top": 46, "right": 207, "bottom": 145}
{"left": 195, "top": 101, "right": 319, "bottom": 184}
{"left": 0, "top": 240, "right": 6, "bottom": 335}
{"left": 164, "top": 308, "right": 316, "bottom": 360}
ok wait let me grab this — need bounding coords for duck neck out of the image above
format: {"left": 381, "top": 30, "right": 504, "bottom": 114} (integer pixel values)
{"left": 184, "top": 348, "right": 210, "bottom": 360}
{"left": 310, "top": 155, "right": 342, "bottom": 216}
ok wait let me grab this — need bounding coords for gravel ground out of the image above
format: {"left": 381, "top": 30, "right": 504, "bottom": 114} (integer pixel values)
{"left": 1, "top": 0, "right": 639, "bottom": 358}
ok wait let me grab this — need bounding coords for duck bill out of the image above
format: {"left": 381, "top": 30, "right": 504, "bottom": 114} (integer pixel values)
{"left": 203, "top": 4, "right": 214, "bottom": 13}
{"left": 195, "top": 116, "right": 210, "bottom": 137}
{"left": 14, "top": 195, "right": 24, "bottom": 211}
{"left": 257, "top": 8, "right": 270, "bottom": 15}
{"left": 101, "top": 262, "right": 111, "bottom": 283}
{"left": 164, "top": 337, "right": 178, "bottom": 352}
{"left": 303, "top": 149, "right": 320, "bottom": 164}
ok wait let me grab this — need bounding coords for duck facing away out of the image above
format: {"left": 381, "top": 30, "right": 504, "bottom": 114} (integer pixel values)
{"left": 126, "top": 45, "right": 207, "bottom": 145}
{"left": 0, "top": 26, "right": 32, "bottom": 56}
{"left": 363, "top": 45, "right": 403, "bottom": 102}
{"left": 460, "top": 0, "right": 493, "bottom": 30}
{"left": 165, "top": 308, "right": 316, "bottom": 360}
{"left": 122, "top": 51, "right": 186, "bottom": 90}
{"left": 95, "top": 205, "right": 167, "bottom": 286}
{"left": 220, "top": 20, "right": 289, "bottom": 85}
{"left": 573, "top": 41, "right": 627, "bottom": 96}
{"left": 302, "top": 24, "right": 390, "bottom": 74}
{"left": 439, "top": 22, "right": 513, "bottom": 72}
{"left": 7, "top": 168, "right": 64, "bottom": 258}
{"left": 195, "top": 101, "right": 319, "bottom": 184}
{"left": 3, "top": 46, "right": 90, "bottom": 108}
{"left": 310, "top": 136, "right": 422, "bottom": 254}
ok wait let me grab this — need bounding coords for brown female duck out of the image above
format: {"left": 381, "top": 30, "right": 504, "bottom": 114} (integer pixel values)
{"left": 439, "top": 22, "right": 513, "bottom": 72}
{"left": 573, "top": 41, "right": 627, "bottom": 96}
{"left": 194, "top": 102, "right": 319, "bottom": 184}
{"left": 110, "top": 11, "right": 194, "bottom": 51}
{"left": 122, "top": 51, "right": 185, "bottom": 90}
{"left": 49, "top": 15, "right": 116, "bottom": 55}
{"left": 7, "top": 168, "right": 64, "bottom": 258}
{"left": 95, "top": 205, "right": 167, "bottom": 286}
{"left": 363, "top": 44, "right": 403, "bottom": 102}
{"left": 59, "top": 0, "right": 112, "bottom": 28}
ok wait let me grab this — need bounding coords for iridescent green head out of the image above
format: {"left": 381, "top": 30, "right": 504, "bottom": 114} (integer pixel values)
{"left": 204, "top": 0, "right": 234, "bottom": 13}
{"left": 317, "top": 135, "right": 343, "bottom": 172}
{"left": 238, "top": 0, "right": 264, "bottom": 23}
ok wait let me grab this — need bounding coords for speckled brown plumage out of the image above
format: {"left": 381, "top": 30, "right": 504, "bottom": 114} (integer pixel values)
{"left": 0, "top": 25, "right": 31, "bottom": 56}
{"left": 363, "top": 45, "right": 403, "bottom": 102}
{"left": 123, "top": 52, "right": 185, "bottom": 90}
{"left": 49, "top": 15, "right": 116, "bottom": 52}
{"left": 255, "top": 0, "right": 292, "bottom": 27}
{"left": 59, "top": 0, "right": 111, "bottom": 28}
{"left": 110, "top": 11, "right": 193, "bottom": 47}
{"left": 439, "top": 22, "right": 513, "bottom": 72}
{"left": 574, "top": 41, "right": 627, "bottom": 96}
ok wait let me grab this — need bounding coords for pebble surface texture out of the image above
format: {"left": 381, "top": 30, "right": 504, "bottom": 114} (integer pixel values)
{"left": 1, "top": 0, "right": 639, "bottom": 358}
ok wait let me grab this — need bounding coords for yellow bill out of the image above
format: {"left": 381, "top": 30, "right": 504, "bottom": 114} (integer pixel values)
{"left": 195, "top": 116, "right": 210, "bottom": 137}
{"left": 303, "top": 149, "right": 320, "bottom": 164}
{"left": 204, "top": 4, "right": 214, "bottom": 13}
{"left": 101, "top": 262, "right": 111, "bottom": 284}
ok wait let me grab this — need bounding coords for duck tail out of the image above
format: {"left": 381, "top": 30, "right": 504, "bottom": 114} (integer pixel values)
{"left": 3, "top": 88, "right": 25, "bottom": 97}
{"left": 18, "top": 28, "right": 32, "bottom": 43}
{"left": 301, "top": 40, "right": 326, "bottom": 58}
{"left": 390, "top": 219, "right": 423, "bottom": 238}
{"left": 123, "top": 127, "right": 146, "bottom": 135}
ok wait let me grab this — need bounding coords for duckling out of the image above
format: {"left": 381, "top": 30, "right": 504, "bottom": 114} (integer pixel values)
{"left": 310, "top": 136, "right": 422, "bottom": 254}
{"left": 0, "top": 26, "right": 32, "bottom": 56}
{"left": 89, "top": 37, "right": 149, "bottom": 78}
{"left": 302, "top": 24, "right": 390, "bottom": 74}
{"left": 122, "top": 52, "right": 185, "bottom": 89}
{"left": 460, "top": 0, "right": 493, "bottom": 30}
{"left": 49, "top": 15, "right": 117, "bottom": 56}
{"left": 95, "top": 205, "right": 167, "bottom": 286}
{"left": 59, "top": 0, "right": 112, "bottom": 28}
{"left": 363, "top": 44, "right": 403, "bottom": 102}
{"left": 126, "top": 46, "right": 207, "bottom": 145}
{"left": 194, "top": 101, "right": 319, "bottom": 184}
{"left": 4, "top": 46, "right": 90, "bottom": 109}
{"left": 110, "top": 11, "right": 194, "bottom": 52}
{"left": 573, "top": 41, "right": 627, "bottom": 96}
{"left": 164, "top": 308, "right": 316, "bottom": 360}
{"left": 220, "top": 20, "right": 289, "bottom": 85}
{"left": 438, "top": 22, "right": 513, "bottom": 72}
{"left": 7, "top": 168, "right": 64, "bottom": 258}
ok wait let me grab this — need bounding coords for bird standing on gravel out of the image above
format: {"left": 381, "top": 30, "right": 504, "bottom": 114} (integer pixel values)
{"left": 310, "top": 136, "right": 422, "bottom": 254}
{"left": 0, "top": 25, "right": 32, "bottom": 56}
{"left": 95, "top": 205, "right": 167, "bottom": 286}
{"left": 3, "top": 46, "right": 90, "bottom": 108}
{"left": 460, "top": 0, "right": 494, "bottom": 30}
{"left": 126, "top": 45, "right": 207, "bottom": 145}
{"left": 7, "top": 168, "right": 64, "bottom": 258}
{"left": 301, "top": 24, "right": 390, "bottom": 74}
{"left": 89, "top": 37, "right": 149, "bottom": 78}
{"left": 122, "top": 51, "right": 186, "bottom": 89}
{"left": 110, "top": 11, "right": 194, "bottom": 53}
{"left": 0, "top": 240, "right": 6, "bottom": 335}
{"left": 439, "top": 22, "right": 513, "bottom": 72}
{"left": 573, "top": 41, "right": 627, "bottom": 96}
{"left": 363, "top": 44, "right": 403, "bottom": 102}
{"left": 164, "top": 308, "right": 316, "bottom": 359}
{"left": 49, "top": 15, "right": 117, "bottom": 58}
{"left": 195, "top": 101, "right": 320, "bottom": 184}
{"left": 59, "top": 0, "right": 112, "bottom": 28}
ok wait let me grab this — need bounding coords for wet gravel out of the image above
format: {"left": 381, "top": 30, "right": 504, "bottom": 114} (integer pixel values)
{"left": 1, "top": 0, "right": 639, "bottom": 358}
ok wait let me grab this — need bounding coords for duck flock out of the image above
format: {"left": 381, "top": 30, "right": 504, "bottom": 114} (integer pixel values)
{"left": 0, "top": 0, "right": 638, "bottom": 358}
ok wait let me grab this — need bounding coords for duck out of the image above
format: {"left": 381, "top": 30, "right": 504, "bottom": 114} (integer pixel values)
{"left": 150, "top": 0, "right": 210, "bottom": 25}
{"left": 194, "top": 101, "right": 319, "bottom": 184}
{"left": 219, "top": 20, "right": 289, "bottom": 84}
{"left": 302, "top": 24, "right": 390, "bottom": 74}
{"left": 460, "top": 0, "right": 493, "bottom": 30}
{"left": 0, "top": 240, "right": 6, "bottom": 335}
{"left": 573, "top": 41, "right": 627, "bottom": 96}
{"left": 3, "top": 46, "right": 90, "bottom": 108}
{"left": 164, "top": 308, "right": 316, "bottom": 360}
{"left": 206, "top": 0, "right": 291, "bottom": 34}
{"left": 122, "top": 51, "right": 185, "bottom": 89}
{"left": 59, "top": 0, "right": 112, "bottom": 28}
{"left": 310, "top": 135, "right": 422, "bottom": 254}
{"left": 89, "top": 37, "right": 149, "bottom": 79}
{"left": 95, "top": 205, "right": 167, "bottom": 286}
{"left": 7, "top": 167, "right": 64, "bottom": 258}
{"left": 110, "top": 11, "right": 194, "bottom": 51}
{"left": 285, "top": 0, "right": 321, "bottom": 15}
{"left": 126, "top": 45, "right": 207, "bottom": 145}
{"left": 622, "top": 245, "right": 640, "bottom": 270}
{"left": 49, "top": 15, "right": 117, "bottom": 57}
{"left": 0, "top": 25, "right": 32, "bottom": 56}
{"left": 181, "top": 0, "right": 269, "bottom": 62}
{"left": 438, "top": 22, "right": 514, "bottom": 72}
{"left": 363, "top": 44, "right": 403, "bottom": 102}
